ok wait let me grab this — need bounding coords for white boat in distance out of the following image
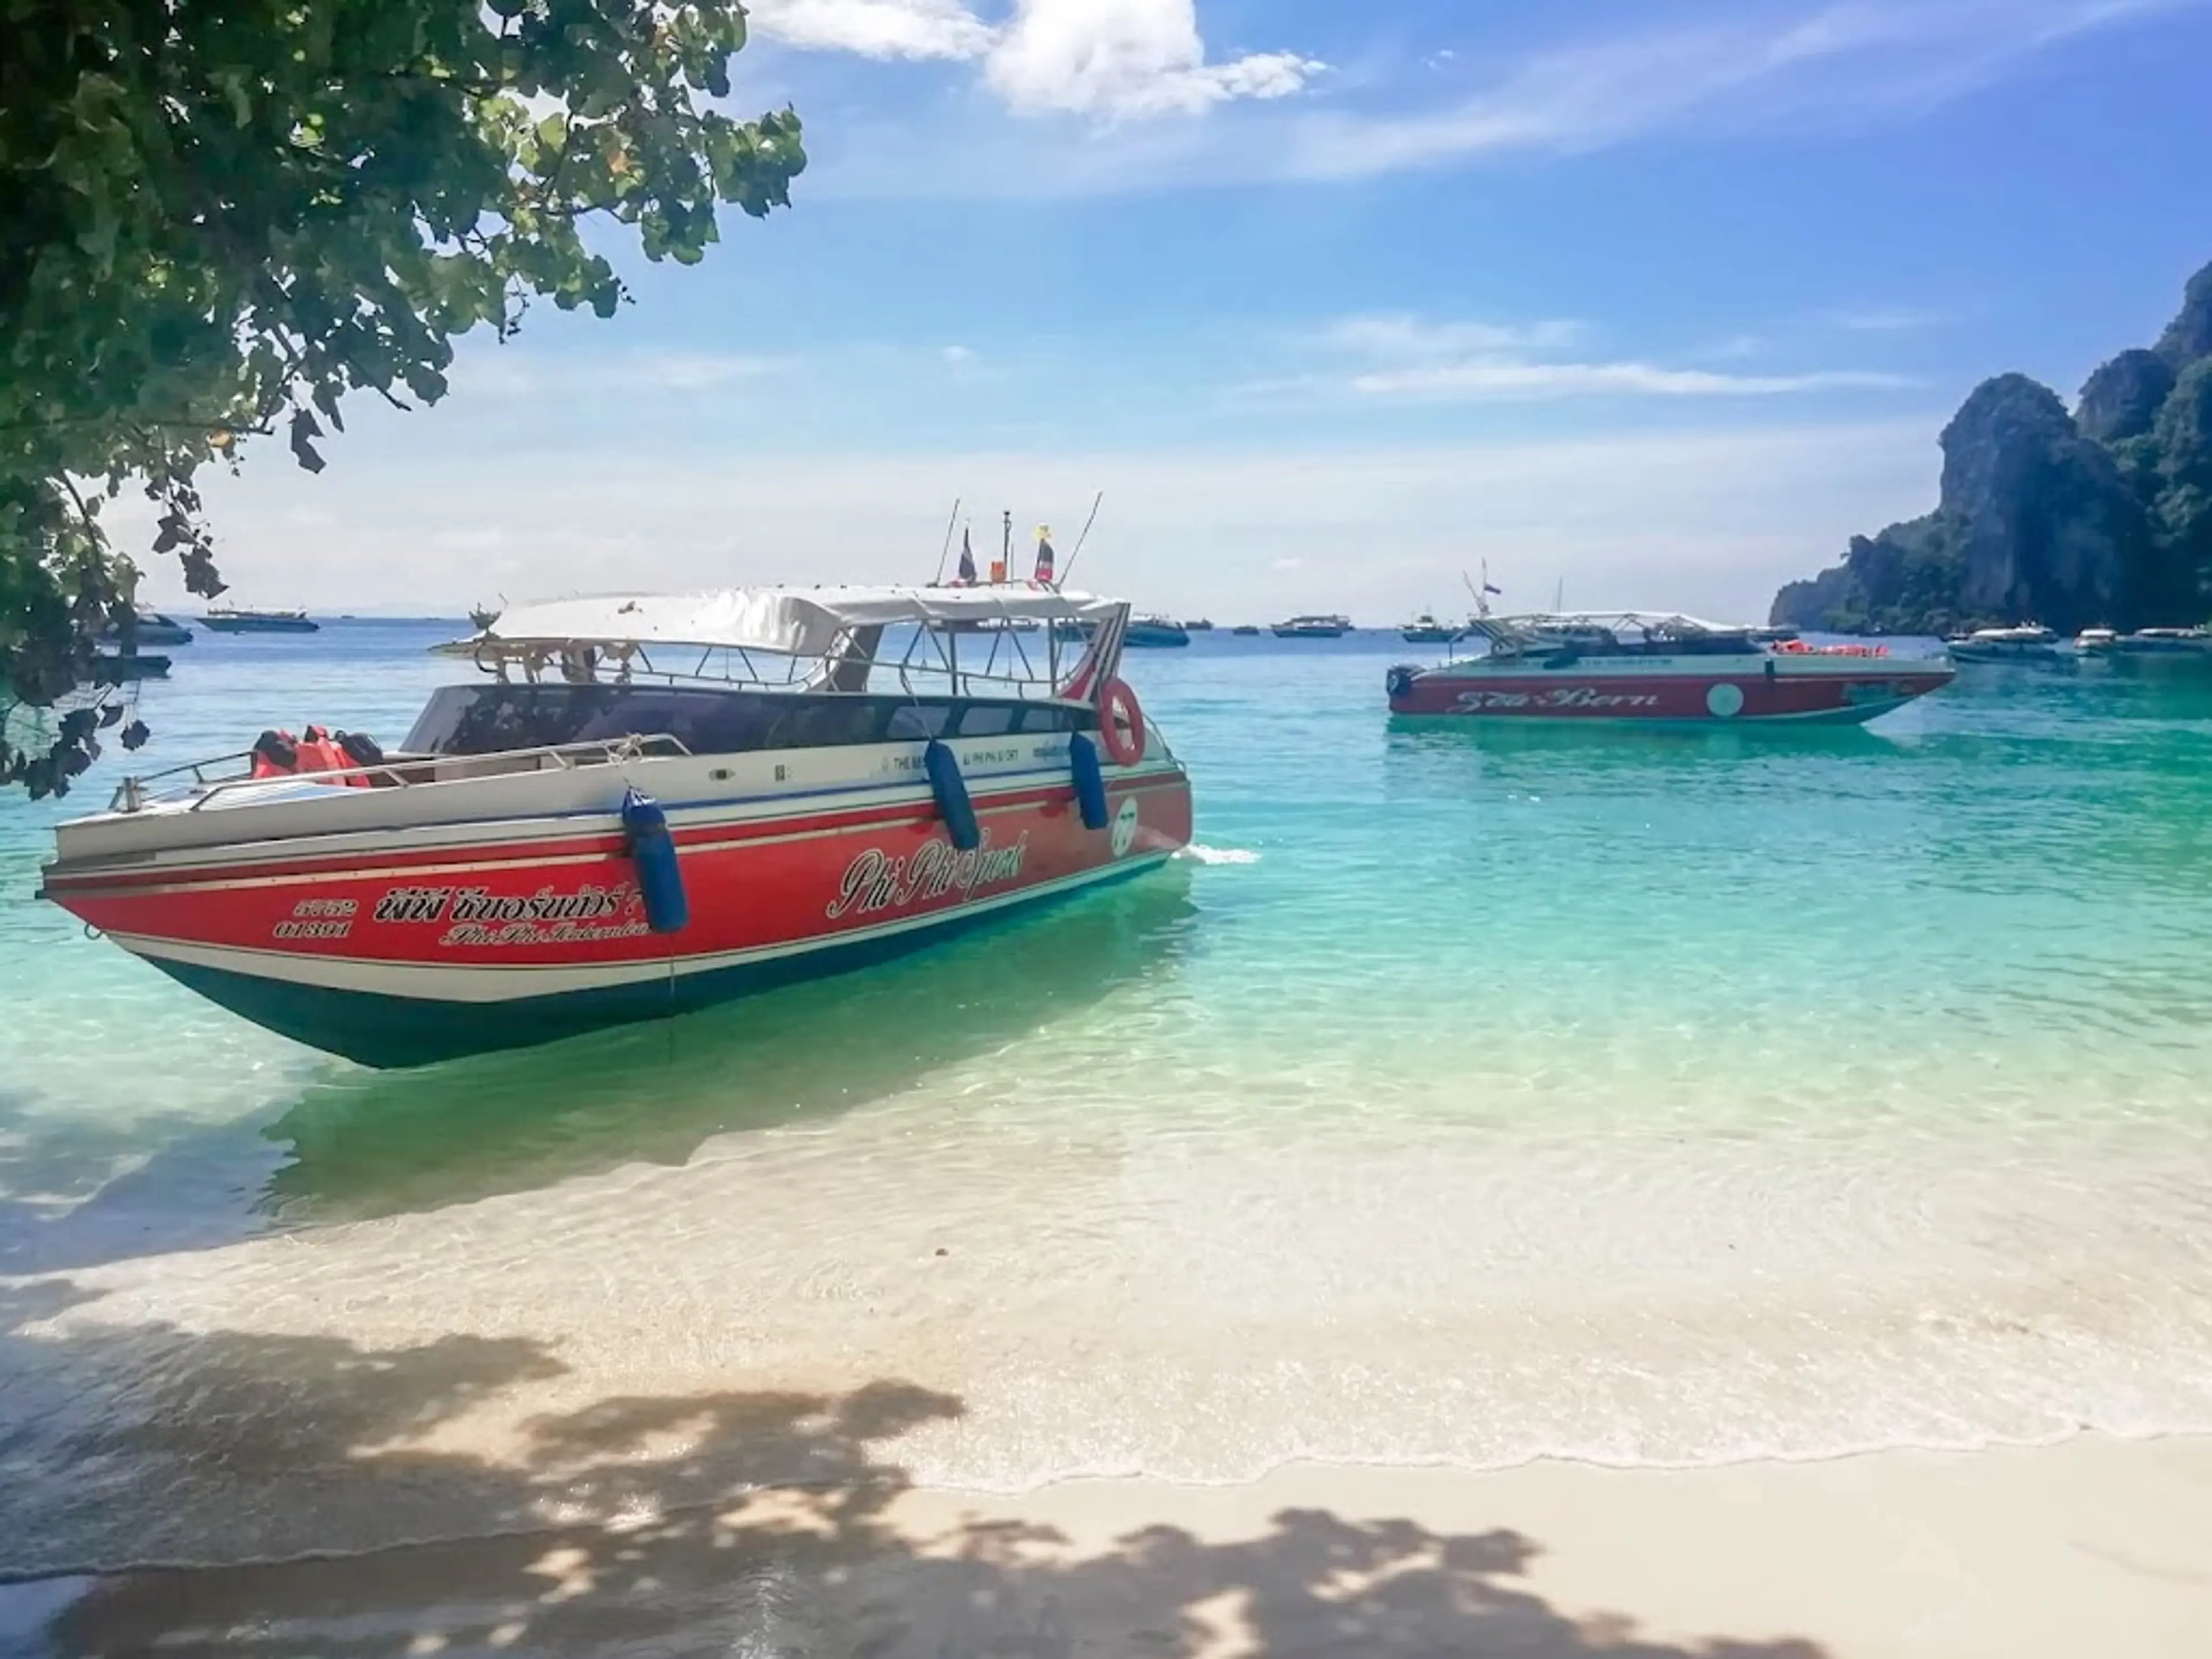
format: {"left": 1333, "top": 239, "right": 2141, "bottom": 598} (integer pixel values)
{"left": 1274, "top": 615, "right": 1353, "bottom": 638}
{"left": 2076, "top": 625, "right": 2212, "bottom": 658}
{"left": 1946, "top": 624, "right": 2063, "bottom": 664}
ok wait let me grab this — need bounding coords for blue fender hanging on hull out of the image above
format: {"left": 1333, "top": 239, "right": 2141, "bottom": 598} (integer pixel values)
{"left": 622, "top": 788, "right": 690, "bottom": 934}
{"left": 1069, "top": 733, "right": 1111, "bottom": 831}
{"left": 924, "top": 739, "right": 982, "bottom": 851}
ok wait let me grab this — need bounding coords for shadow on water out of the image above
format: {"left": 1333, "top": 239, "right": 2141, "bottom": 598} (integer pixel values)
{"left": 0, "top": 1092, "right": 294, "bottom": 1278}
{"left": 1381, "top": 715, "right": 1910, "bottom": 799}
{"left": 257, "top": 870, "right": 1200, "bottom": 1225}
{"left": 0, "top": 1314, "right": 1830, "bottom": 1658}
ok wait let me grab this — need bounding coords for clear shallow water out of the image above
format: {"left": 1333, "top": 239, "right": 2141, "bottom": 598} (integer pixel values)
{"left": 5, "top": 623, "right": 2212, "bottom": 1573}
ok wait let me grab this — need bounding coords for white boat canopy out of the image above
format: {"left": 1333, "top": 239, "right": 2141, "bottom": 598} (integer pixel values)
{"left": 463, "top": 585, "right": 1126, "bottom": 658}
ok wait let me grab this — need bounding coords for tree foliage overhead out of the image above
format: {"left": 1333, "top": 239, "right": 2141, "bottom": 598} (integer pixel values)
{"left": 1771, "top": 257, "right": 2212, "bottom": 636}
{"left": 1, "top": 0, "right": 802, "bottom": 797}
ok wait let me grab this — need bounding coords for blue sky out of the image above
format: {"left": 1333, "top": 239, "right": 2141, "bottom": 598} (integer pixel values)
{"left": 166, "top": 0, "right": 2212, "bottom": 622}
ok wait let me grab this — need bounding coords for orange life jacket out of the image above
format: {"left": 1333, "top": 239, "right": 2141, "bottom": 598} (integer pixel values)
{"left": 249, "top": 729, "right": 299, "bottom": 778}
{"left": 295, "top": 725, "right": 370, "bottom": 786}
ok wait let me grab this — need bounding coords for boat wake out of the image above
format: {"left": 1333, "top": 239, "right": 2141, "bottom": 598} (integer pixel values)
{"left": 1179, "top": 844, "right": 1260, "bottom": 866}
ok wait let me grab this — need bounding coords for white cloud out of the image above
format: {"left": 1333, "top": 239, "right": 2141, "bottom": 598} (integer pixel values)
{"left": 986, "top": 0, "right": 1322, "bottom": 118}
{"left": 743, "top": 0, "right": 993, "bottom": 60}
{"left": 942, "top": 344, "right": 978, "bottom": 365}
{"left": 456, "top": 350, "right": 785, "bottom": 399}
{"left": 1701, "top": 334, "right": 1767, "bottom": 361}
{"left": 1823, "top": 306, "right": 1949, "bottom": 332}
{"left": 430, "top": 527, "right": 509, "bottom": 552}
{"left": 1320, "top": 316, "right": 1586, "bottom": 358}
{"left": 169, "top": 419, "right": 1945, "bottom": 627}
{"left": 1348, "top": 362, "right": 1911, "bottom": 401}
{"left": 1275, "top": 0, "right": 2205, "bottom": 181}
{"left": 801, "top": 0, "right": 2206, "bottom": 196}
{"left": 1279, "top": 313, "right": 1912, "bottom": 404}
{"left": 750, "top": 0, "right": 1324, "bottom": 120}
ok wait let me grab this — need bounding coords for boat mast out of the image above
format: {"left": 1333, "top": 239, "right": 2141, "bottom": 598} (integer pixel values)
{"left": 932, "top": 497, "right": 961, "bottom": 585}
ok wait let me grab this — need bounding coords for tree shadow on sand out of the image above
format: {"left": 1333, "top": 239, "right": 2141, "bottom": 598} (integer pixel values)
{"left": 5, "top": 1317, "right": 1828, "bottom": 1658}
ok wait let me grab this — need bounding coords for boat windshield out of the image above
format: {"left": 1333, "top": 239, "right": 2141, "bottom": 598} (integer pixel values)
{"left": 402, "top": 684, "right": 1097, "bottom": 759}
{"left": 1483, "top": 616, "right": 1764, "bottom": 658}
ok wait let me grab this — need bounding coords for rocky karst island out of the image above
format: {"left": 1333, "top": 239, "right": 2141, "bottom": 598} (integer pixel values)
{"left": 1772, "top": 259, "right": 2212, "bottom": 636}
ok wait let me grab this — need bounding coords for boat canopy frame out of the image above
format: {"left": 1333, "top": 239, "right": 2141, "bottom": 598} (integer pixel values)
{"left": 1466, "top": 609, "right": 1753, "bottom": 657}
{"left": 435, "top": 584, "right": 1131, "bottom": 703}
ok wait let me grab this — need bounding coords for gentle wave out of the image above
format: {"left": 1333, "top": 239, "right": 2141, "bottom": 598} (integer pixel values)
{"left": 1178, "top": 843, "right": 1261, "bottom": 865}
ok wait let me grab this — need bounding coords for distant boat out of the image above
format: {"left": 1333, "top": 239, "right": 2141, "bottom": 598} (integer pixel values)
{"left": 88, "top": 653, "right": 171, "bottom": 684}
{"left": 96, "top": 608, "right": 193, "bottom": 647}
{"left": 1230, "top": 624, "right": 1262, "bottom": 637}
{"left": 202, "top": 605, "right": 319, "bottom": 634}
{"left": 1946, "top": 624, "right": 2063, "bottom": 664}
{"left": 1127, "top": 615, "right": 1191, "bottom": 648}
{"left": 1273, "top": 614, "right": 1353, "bottom": 639}
{"left": 1183, "top": 618, "right": 1215, "bottom": 631}
{"left": 1389, "top": 610, "right": 1955, "bottom": 725}
{"left": 1399, "top": 612, "right": 1465, "bottom": 645}
{"left": 2075, "top": 625, "right": 2212, "bottom": 660}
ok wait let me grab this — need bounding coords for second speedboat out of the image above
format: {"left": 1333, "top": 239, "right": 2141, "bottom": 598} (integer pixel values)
{"left": 1387, "top": 611, "right": 1955, "bottom": 724}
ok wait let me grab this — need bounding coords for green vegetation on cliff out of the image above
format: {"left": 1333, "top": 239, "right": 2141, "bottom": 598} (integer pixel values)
{"left": 1772, "top": 260, "right": 2212, "bottom": 635}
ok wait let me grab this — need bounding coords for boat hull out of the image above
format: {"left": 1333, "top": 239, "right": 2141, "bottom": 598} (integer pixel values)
{"left": 44, "top": 764, "right": 1192, "bottom": 1067}
{"left": 1388, "top": 662, "right": 1955, "bottom": 724}
{"left": 202, "top": 615, "right": 320, "bottom": 633}
{"left": 1948, "top": 645, "right": 2062, "bottom": 664}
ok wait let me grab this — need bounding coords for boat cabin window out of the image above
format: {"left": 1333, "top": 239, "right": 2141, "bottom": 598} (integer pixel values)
{"left": 957, "top": 704, "right": 1017, "bottom": 737}
{"left": 1521, "top": 630, "right": 1761, "bottom": 659}
{"left": 402, "top": 684, "right": 1094, "bottom": 758}
{"left": 885, "top": 704, "right": 950, "bottom": 741}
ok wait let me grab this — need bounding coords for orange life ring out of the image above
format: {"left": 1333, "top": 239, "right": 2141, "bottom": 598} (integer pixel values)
{"left": 1097, "top": 677, "right": 1146, "bottom": 766}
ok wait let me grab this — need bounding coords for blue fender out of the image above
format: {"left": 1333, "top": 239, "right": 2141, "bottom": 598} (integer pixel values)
{"left": 925, "top": 739, "right": 981, "bottom": 852}
{"left": 621, "top": 788, "right": 690, "bottom": 934}
{"left": 1069, "top": 733, "right": 1111, "bottom": 830}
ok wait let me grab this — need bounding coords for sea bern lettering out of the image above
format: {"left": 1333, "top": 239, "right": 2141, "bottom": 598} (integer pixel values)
{"left": 1453, "top": 687, "right": 1663, "bottom": 711}
{"left": 827, "top": 831, "right": 1029, "bottom": 920}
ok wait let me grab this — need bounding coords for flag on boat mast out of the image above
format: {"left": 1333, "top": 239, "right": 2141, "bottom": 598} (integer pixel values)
{"left": 1469, "top": 562, "right": 1503, "bottom": 617}
{"left": 957, "top": 525, "right": 977, "bottom": 584}
{"left": 1035, "top": 526, "right": 1056, "bottom": 585}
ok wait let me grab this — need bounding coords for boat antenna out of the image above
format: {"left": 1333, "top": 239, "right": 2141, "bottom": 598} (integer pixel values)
{"left": 1056, "top": 491, "right": 1106, "bottom": 589}
{"left": 1553, "top": 575, "right": 1565, "bottom": 615}
{"left": 932, "top": 497, "right": 962, "bottom": 585}
{"left": 1462, "top": 565, "right": 1493, "bottom": 620}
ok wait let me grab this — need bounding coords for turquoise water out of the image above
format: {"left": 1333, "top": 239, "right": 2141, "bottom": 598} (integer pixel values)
{"left": 5, "top": 623, "right": 2212, "bottom": 1573}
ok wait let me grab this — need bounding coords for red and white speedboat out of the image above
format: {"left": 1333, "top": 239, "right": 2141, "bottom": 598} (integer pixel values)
{"left": 1386, "top": 611, "right": 1954, "bottom": 724}
{"left": 41, "top": 586, "right": 1192, "bottom": 1067}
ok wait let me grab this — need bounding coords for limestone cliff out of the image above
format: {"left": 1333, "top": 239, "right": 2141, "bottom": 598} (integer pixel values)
{"left": 1771, "top": 259, "right": 2212, "bottom": 634}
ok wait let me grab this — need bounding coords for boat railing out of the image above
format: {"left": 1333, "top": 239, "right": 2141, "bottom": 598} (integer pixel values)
{"left": 445, "top": 622, "right": 1092, "bottom": 703}
{"left": 108, "top": 733, "right": 692, "bottom": 815}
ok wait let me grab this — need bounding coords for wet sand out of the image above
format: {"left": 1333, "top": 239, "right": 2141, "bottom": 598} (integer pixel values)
{"left": 6, "top": 1434, "right": 2209, "bottom": 1657}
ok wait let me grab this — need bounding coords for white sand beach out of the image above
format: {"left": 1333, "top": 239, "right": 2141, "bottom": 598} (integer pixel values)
{"left": 8, "top": 1434, "right": 2210, "bottom": 1656}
